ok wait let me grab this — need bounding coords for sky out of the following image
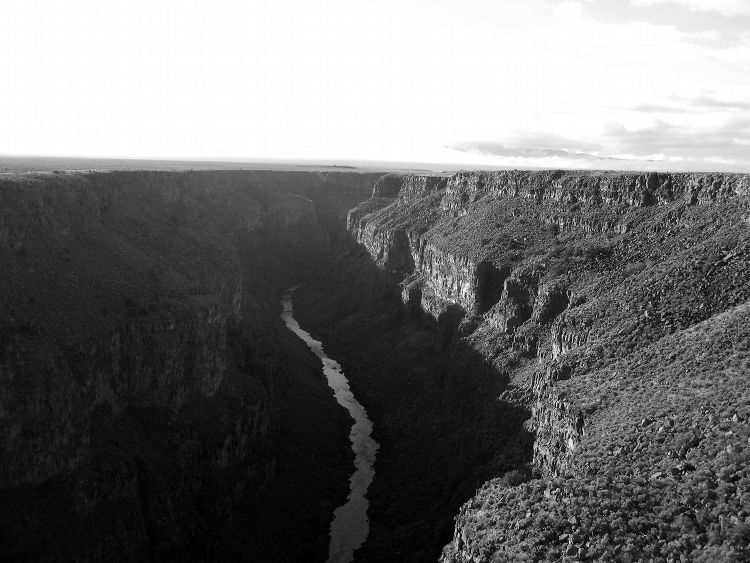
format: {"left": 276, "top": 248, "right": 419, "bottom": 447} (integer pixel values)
{"left": 1, "top": 0, "right": 749, "bottom": 172}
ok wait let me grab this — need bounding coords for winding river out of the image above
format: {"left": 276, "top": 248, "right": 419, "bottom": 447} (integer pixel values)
{"left": 281, "top": 287, "right": 379, "bottom": 563}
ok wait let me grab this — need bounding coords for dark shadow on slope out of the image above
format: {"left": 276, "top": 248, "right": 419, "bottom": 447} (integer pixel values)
{"left": 474, "top": 261, "right": 510, "bottom": 314}
{"left": 293, "top": 237, "right": 535, "bottom": 563}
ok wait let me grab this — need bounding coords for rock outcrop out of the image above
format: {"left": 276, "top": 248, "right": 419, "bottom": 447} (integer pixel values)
{"left": 338, "top": 169, "right": 750, "bottom": 562}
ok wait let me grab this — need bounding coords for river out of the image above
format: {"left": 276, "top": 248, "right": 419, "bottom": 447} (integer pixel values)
{"left": 281, "top": 287, "right": 379, "bottom": 563}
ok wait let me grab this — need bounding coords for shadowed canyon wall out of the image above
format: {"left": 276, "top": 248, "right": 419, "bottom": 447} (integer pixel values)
{"left": 0, "top": 170, "right": 377, "bottom": 561}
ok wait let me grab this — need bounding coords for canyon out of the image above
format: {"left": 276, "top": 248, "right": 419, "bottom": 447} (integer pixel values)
{"left": 1, "top": 167, "right": 750, "bottom": 562}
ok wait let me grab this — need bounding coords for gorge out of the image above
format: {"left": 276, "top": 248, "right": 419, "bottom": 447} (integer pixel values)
{"left": 281, "top": 287, "right": 377, "bottom": 563}
{"left": 2, "top": 167, "right": 750, "bottom": 562}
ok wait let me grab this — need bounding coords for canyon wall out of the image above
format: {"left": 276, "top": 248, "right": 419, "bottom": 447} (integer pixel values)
{"left": 4, "top": 166, "right": 750, "bottom": 562}
{"left": 301, "top": 169, "right": 750, "bottom": 562}
{"left": 0, "top": 169, "right": 378, "bottom": 561}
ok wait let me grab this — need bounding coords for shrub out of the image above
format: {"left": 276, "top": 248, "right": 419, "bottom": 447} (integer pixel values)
{"left": 624, "top": 262, "right": 646, "bottom": 276}
{"left": 501, "top": 469, "right": 530, "bottom": 487}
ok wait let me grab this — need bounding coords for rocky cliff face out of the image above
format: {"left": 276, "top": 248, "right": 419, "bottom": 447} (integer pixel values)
{"left": 0, "top": 169, "right": 378, "bottom": 561}
{"left": 0, "top": 171, "right": 322, "bottom": 488}
{"left": 349, "top": 171, "right": 749, "bottom": 323}
{"left": 339, "top": 169, "right": 750, "bottom": 562}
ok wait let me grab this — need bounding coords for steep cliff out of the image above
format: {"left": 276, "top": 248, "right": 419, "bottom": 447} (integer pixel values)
{"left": 298, "top": 169, "right": 750, "bottom": 562}
{"left": 0, "top": 169, "right": 379, "bottom": 561}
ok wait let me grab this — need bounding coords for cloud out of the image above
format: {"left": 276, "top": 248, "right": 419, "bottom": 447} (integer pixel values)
{"left": 600, "top": 118, "right": 750, "bottom": 159}
{"left": 632, "top": 103, "right": 690, "bottom": 114}
{"left": 445, "top": 117, "right": 750, "bottom": 172}
{"left": 446, "top": 132, "right": 605, "bottom": 163}
{"left": 446, "top": 142, "right": 602, "bottom": 162}
{"left": 554, "top": 1, "right": 585, "bottom": 20}
{"left": 631, "top": 0, "right": 750, "bottom": 17}
{"left": 632, "top": 96, "right": 750, "bottom": 113}
{"left": 692, "top": 96, "right": 750, "bottom": 110}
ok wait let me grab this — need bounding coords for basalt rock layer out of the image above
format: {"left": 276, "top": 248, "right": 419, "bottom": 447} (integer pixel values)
{"left": 0, "top": 169, "right": 379, "bottom": 562}
{"left": 304, "top": 169, "right": 750, "bottom": 562}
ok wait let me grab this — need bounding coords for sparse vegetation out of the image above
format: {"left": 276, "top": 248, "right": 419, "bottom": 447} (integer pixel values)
{"left": 341, "top": 170, "right": 750, "bottom": 562}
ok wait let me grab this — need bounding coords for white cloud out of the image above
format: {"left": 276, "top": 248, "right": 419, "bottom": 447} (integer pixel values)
{"left": 448, "top": 114, "right": 750, "bottom": 172}
{"left": 631, "top": 0, "right": 750, "bottom": 17}
{"left": 554, "top": 1, "right": 585, "bottom": 20}
{"left": 633, "top": 96, "right": 750, "bottom": 113}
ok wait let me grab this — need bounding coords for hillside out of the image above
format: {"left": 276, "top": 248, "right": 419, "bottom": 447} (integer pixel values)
{"left": 295, "top": 170, "right": 750, "bottom": 562}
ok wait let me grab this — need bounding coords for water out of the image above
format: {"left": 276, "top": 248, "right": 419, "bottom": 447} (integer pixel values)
{"left": 281, "top": 287, "right": 379, "bottom": 563}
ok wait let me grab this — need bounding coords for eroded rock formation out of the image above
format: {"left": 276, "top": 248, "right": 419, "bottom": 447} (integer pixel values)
{"left": 3, "top": 167, "right": 750, "bottom": 562}
{"left": 324, "top": 169, "right": 750, "bottom": 562}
